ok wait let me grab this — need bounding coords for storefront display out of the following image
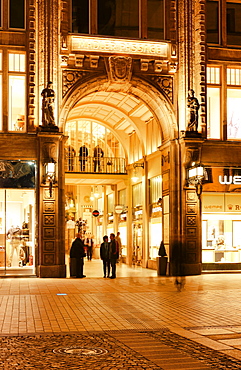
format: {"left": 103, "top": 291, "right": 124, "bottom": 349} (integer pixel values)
{"left": 0, "top": 189, "right": 35, "bottom": 275}
{"left": 202, "top": 193, "right": 241, "bottom": 264}
{"left": 149, "top": 205, "right": 162, "bottom": 259}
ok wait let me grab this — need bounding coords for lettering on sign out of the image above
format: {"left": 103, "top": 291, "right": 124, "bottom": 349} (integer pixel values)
{"left": 71, "top": 36, "right": 168, "bottom": 58}
{"left": 218, "top": 175, "right": 241, "bottom": 185}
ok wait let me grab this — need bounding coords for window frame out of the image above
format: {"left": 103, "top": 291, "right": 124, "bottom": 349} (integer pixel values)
{"left": 8, "top": 0, "right": 26, "bottom": 30}
{"left": 72, "top": 0, "right": 166, "bottom": 41}
{"left": 206, "top": 65, "right": 222, "bottom": 140}
{"left": 0, "top": 51, "right": 2, "bottom": 131}
{"left": 7, "top": 51, "right": 26, "bottom": 132}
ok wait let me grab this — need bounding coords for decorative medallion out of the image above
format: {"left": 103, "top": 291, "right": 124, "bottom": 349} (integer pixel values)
{"left": 43, "top": 214, "right": 55, "bottom": 226}
{"left": 53, "top": 347, "right": 108, "bottom": 356}
{"left": 186, "top": 216, "right": 196, "bottom": 226}
{"left": 150, "top": 76, "right": 173, "bottom": 102}
{"left": 187, "top": 241, "right": 196, "bottom": 250}
{"left": 186, "top": 191, "right": 196, "bottom": 202}
{"left": 44, "top": 254, "right": 55, "bottom": 265}
{"left": 43, "top": 201, "right": 55, "bottom": 213}
{"left": 186, "top": 228, "right": 197, "bottom": 238}
{"left": 43, "top": 228, "right": 55, "bottom": 239}
{"left": 62, "top": 70, "right": 92, "bottom": 96}
{"left": 187, "top": 204, "right": 196, "bottom": 214}
{"left": 44, "top": 241, "right": 55, "bottom": 252}
{"left": 44, "top": 188, "right": 55, "bottom": 200}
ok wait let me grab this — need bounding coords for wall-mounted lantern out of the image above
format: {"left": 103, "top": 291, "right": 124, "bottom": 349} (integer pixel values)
{"left": 131, "top": 162, "right": 144, "bottom": 182}
{"left": 43, "top": 159, "right": 56, "bottom": 197}
{"left": 187, "top": 164, "right": 205, "bottom": 197}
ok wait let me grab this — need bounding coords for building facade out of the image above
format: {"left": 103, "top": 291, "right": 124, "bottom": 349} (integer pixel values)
{"left": 0, "top": 0, "right": 241, "bottom": 277}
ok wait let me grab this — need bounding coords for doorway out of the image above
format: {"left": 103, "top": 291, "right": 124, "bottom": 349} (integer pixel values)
{"left": 0, "top": 189, "right": 35, "bottom": 276}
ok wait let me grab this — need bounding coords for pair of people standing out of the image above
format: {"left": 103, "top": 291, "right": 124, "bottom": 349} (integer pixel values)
{"left": 100, "top": 233, "right": 119, "bottom": 279}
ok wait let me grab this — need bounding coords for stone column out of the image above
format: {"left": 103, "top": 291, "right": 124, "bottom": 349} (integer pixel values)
{"left": 179, "top": 136, "right": 204, "bottom": 275}
{"left": 37, "top": 132, "right": 66, "bottom": 277}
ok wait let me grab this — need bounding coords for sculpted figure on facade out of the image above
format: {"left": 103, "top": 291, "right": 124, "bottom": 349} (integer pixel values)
{"left": 41, "top": 82, "right": 56, "bottom": 127}
{"left": 187, "top": 89, "right": 200, "bottom": 132}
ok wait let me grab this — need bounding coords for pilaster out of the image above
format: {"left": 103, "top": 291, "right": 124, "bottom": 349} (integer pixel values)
{"left": 37, "top": 131, "right": 66, "bottom": 277}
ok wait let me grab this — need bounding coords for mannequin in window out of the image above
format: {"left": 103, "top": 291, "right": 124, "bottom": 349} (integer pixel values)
{"left": 7, "top": 225, "right": 21, "bottom": 267}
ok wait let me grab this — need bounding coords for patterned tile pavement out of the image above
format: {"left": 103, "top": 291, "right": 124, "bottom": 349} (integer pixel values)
{"left": 1, "top": 260, "right": 241, "bottom": 369}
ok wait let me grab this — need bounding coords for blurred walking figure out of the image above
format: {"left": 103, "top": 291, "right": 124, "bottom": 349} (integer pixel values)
{"left": 100, "top": 235, "right": 110, "bottom": 278}
{"left": 84, "top": 235, "right": 94, "bottom": 261}
{"left": 172, "top": 240, "right": 186, "bottom": 291}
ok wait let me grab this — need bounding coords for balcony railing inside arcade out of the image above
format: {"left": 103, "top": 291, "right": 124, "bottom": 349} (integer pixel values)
{"left": 65, "top": 156, "right": 127, "bottom": 174}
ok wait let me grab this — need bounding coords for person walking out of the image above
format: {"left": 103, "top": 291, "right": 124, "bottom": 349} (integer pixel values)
{"left": 116, "top": 231, "right": 122, "bottom": 261}
{"left": 109, "top": 233, "right": 119, "bottom": 279}
{"left": 172, "top": 240, "right": 186, "bottom": 291}
{"left": 70, "top": 233, "right": 86, "bottom": 278}
{"left": 100, "top": 235, "right": 110, "bottom": 278}
{"left": 84, "top": 235, "right": 94, "bottom": 261}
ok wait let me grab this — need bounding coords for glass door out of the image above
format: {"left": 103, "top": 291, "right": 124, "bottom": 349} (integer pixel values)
{"left": 0, "top": 189, "right": 35, "bottom": 276}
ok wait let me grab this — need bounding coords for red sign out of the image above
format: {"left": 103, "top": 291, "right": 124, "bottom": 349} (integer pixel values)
{"left": 92, "top": 210, "right": 100, "bottom": 217}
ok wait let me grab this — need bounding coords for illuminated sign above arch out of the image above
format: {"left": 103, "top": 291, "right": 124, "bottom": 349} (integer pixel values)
{"left": 71, "top": 36, "right": 169, "bottom": 58}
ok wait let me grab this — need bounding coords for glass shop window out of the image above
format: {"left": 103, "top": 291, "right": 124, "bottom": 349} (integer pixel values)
{"left": 207, "top": 87, "right": 220, "bottom": 139}
{"left": 107, "top": 193, "right": 114, "bottom": 214}
{"left": 227, "top": 88, "right": 241, "bottom": 139}
{"left": 227, "top": 2, "right": 241, "bottom": 46}
{"left": 149, "top": 176, "right": 162, "bottom": 204}
{"left": 206, "top": 0, "right": 219, "bottom": 44}
{"left": 8, "top": 53, "right": 26, "bottom": 132}
{"left": 227, "top": 68, "right": 241, "bottom": 140}
{"left": 207, "top": 67, "right": 221, "bottom": 139}
{"left": 147, "top": 0, "right": 164, "bottom": 40}
{"left": 132, "top": 183, "right": 142, "bottom": 208}
{"left": 118, "top": 189, "right": 126, "bottom": 206}
{"left": 98, "top": 0, "right": 139, "bottom": 38}
{"left": 9, "top": 0, "right": 25, "bottom": 29}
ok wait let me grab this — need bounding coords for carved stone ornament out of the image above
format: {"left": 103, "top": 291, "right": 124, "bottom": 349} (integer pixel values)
{"left": 184, "top": 148, "right": 200, "bottom": 167}
{"left": 62, "top": 70, "right": 91, "bottom": 96}
{"left": 150, "top": 76, "right": 173, "bottom": 102}
{"left": 42, "top": 142, "right": 58, "bottom": 163}
{"left": 108, "top": 56, "right": 132, "bottom": 83}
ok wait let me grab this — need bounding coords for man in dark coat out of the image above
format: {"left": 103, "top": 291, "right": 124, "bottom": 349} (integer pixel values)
{"left": 70, "top": 233, "right": 86, "bottom": 278}
{"left": 109, "top": 233, "right": 119, "bottom": 279}
{"left": 100, "top": 235, "right": 110, "bottom": 278}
